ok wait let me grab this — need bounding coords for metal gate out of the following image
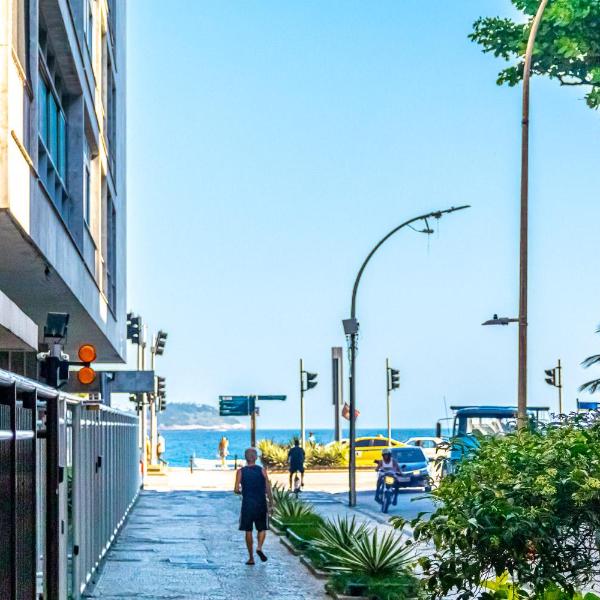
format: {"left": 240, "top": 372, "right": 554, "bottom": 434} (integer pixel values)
{"left": 0, "top": 368, "right": 140, "bottom": 600}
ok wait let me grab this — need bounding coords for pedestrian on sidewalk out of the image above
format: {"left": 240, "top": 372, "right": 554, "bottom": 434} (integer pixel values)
{"left": 234, "top": 447, "right": 274, "bottom": 565}
{"left": 218, "top": 435, "right": 229, "bottom": 467}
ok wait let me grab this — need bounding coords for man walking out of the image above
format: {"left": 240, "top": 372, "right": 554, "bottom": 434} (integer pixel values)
{"left": 234, "top": 447, "right": 273, "bottom": 565}
{"left": 287, "top": 438, "right": 305, "bottom": 490}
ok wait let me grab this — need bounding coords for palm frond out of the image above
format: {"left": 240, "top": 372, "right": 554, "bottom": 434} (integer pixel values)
{"left": 579, "top": 379, "right": 600, "bottom": 394}
{"left": 581, "top": 354, "right": 600, "bottom": 369}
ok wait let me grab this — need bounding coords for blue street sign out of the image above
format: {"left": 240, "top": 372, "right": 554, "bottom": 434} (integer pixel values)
{"left": 219, "top": 396, "right": 256, "bottom": 416}
{"left": 577, "top": 399, "right": 599, "bottom": 411}
{"left": 257, "top": 395, "right": 287, "bottom": 401}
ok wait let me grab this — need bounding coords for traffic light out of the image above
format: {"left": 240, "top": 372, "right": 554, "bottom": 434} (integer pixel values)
{"left": 303, "top": 371, "right": 318, "bottom": 392}
{"left": 545, "top": 368, "right": 557, "bottom": 387}
{"left": 388, "top": 368, "right": 400, "bottom": 391}
{"left": 157, "top": 376, "right": 166, "bottom": 399}
{"left": 76, "top": 344, "right": 97, "bottom": 385}
{"left": 126, "top": 313, "right": 142, "bottom": 345}
{"left": 154, "top": 330, "right": 168, "bottom": 356}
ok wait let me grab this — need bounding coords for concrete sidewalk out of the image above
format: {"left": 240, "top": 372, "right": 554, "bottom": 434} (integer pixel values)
{"left": 86, "top": 490, "right": 328, "bottom": 600}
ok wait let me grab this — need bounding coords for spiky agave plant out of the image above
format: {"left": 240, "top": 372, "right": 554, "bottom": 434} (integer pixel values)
{"left": 311, "top": 516, "right": 371, "bottom": 556}
{"left": 323, "top": 528, "right": 414, "bottom": 577}
{"left": 273, "top": 494, "right": 318, "bottom": 523}
{"left": 271, "top": 482, "right": 288, "bottom": 508}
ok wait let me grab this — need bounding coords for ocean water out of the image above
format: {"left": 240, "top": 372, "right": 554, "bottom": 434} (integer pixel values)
{"left": 160, "top": 428, "right": 439, "bottom": 467}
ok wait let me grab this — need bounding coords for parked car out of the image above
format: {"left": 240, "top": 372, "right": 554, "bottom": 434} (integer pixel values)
{"left": 389, "top": 446, "right": 431, "bottom": 491}
{"left": 335, "top": 435, "right": 404, "bottom": 467}
{"left": 404, "top": 436, "right": 448, "bottom": 461}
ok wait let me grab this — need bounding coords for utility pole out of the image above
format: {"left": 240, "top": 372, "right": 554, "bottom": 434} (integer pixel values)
{"left": 250, "top": 399, "right": 257, "bottom": 448}
{"left": 299, "top": 358, "right": 304, "bottom": 448}
{"left": 517, "top": 0, "right": 549, "bottom": 428}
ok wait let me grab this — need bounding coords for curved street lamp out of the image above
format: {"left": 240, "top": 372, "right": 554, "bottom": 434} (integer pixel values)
{"left": 343, "top": 204, "right": 470, "bottom": 506}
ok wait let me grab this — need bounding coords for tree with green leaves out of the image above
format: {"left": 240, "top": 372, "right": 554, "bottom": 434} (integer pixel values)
{"left": 469, "top": 0, "right": 600, "bottom": 109}
{"left": 392, "top": 413, "right": 600, "bottom": 598}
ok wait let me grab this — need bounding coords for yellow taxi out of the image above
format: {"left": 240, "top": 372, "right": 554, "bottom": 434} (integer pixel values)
{"left": 338, "top": 435, "right": 405, "bottom": 467}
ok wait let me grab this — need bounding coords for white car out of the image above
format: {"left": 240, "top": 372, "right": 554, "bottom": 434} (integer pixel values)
{"left": 404, "top": 437, "right": 448, "bottom": 462}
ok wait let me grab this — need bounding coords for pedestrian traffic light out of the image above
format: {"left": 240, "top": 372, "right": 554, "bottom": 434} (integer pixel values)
{"left": 303, "top": 372, "right": 318, "bottom": 391}
{"left": 126, "top": 313, "right": 142, "bottom": 345}
{"left": 545, "top": 368, "right": 556, "bottom": 387}
{"left": 388, "top": 368, "right": 400, "bottom": 391}
{"left": 153, "top": 330, "right": 168, "bottom": 356}
{"left": 76, "top": 344, "right": 97, "bottom": 385}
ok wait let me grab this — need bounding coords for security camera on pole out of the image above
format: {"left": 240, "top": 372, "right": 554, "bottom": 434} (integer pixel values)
{"left": 299, "top": 359, "right": 318, "bottom": 448}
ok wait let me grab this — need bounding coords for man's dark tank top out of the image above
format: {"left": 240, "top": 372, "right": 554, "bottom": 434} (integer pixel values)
{"left": 241, "top": 465, "right": 266, "bottom": 511}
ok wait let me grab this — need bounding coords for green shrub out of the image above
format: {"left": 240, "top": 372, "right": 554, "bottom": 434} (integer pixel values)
{"left": 393, "top": 412, "right": 600, "bottom": 599}
{"left": 257, "top": 438, "right": 347, "bottom": 469}
{"left": 328, "top": 572, "right": 423, "bottom": 600}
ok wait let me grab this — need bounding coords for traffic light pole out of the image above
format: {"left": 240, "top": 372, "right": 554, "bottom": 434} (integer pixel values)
{"left": 140, "top": 326, "right": 148, "bottom": 477}
{"left": 250, "top": 400, "right": 257, "bottom": 448}
{"left": 299, "top": 359, "right": 305, "bottom": 448}
{"left": 150, "top": 341, "right": 158, "bottom": 466}
{"left": 345, "top": 205, "right": 469, "bottom": 507}
{"left": 386, "top": 358, "right": 391, "bottom": 446}
{"left": 557, "top": 359, "right": 563, "bottom": 414}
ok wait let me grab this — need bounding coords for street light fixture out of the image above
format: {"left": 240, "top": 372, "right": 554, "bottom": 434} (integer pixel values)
{"left": 343, "top": 204, "right": 470, "bottom": 507}
{"left": 482, "top": 314, "right": 519, "bottom": 326}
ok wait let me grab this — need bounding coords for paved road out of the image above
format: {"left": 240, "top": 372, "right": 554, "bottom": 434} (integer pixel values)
{"left": 87, "top": 490, "right": 328, "bottom": 600}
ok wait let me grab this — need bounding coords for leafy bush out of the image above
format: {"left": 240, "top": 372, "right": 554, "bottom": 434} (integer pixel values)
{"left": 257, "top": 439, "right": 289, "bottom": 469}
{"left": 392, "top": 412, "right": 600, "bottom": 599}
{"left": 327, "top": 571, "right": 422, "bottom": 600}
{"left": 257, "top": 438, "right": 347, "bottom": 469}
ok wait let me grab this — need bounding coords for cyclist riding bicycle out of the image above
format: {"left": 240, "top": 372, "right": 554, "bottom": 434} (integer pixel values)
{"left": 287, "top": 439, "right": 305, "bottom": 490}
{"left": 374, "top": 448, "right": 401, "bottom": 505}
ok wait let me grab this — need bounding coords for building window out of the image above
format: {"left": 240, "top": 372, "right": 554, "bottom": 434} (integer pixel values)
{"left": 84, "top": 0, "right": 93, "bottom": 57}
{"left": 38, "top": 72, "right": 67, "bottom": 183}
{"left": 83, "top": 141, "right": 91, "bottom": 224}
{"left": 106, "top": 56, "right": 116, "bottom": 173}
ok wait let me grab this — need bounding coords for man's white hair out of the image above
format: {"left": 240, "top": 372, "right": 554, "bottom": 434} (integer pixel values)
{"left": 245, "top": 447, "right": 258, "bottom": 462}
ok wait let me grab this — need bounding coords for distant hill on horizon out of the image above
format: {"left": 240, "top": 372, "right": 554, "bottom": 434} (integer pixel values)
{"left": 158, "top": 402, "right": 244, "bottom": 430}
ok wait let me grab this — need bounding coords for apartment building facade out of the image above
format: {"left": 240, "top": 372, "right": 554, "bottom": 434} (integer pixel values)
{"left": 0, "top": 0, "right": 127, "bottom": 369}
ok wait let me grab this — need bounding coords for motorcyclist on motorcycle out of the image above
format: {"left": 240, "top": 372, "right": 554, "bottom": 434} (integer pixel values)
{"left": 374, "top": 448, "right": 401, "bottom": 505}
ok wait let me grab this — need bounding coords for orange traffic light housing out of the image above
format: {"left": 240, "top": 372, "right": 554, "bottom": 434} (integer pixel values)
{"left": 76, "top": 344, "right": 97, "bottom": 385}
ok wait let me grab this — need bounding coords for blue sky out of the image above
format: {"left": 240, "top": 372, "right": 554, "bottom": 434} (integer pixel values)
{"left": 122, "top": 1, "right": 600, "bottom": 429}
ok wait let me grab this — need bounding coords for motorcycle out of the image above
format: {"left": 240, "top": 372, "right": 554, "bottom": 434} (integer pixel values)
{"left": 376, "top": 473, "right": 398, "bottom": 514}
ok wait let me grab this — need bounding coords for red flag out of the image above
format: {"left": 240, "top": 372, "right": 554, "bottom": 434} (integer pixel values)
{"left": 341, "top": 402, "right": 360, "bottom": 421}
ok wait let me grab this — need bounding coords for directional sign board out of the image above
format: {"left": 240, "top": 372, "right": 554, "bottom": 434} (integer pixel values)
{"left": 219, "top": 396, "right": 256, "bottom": 417}
{"left": 257, "top": 395, "right": 287, "bottom": 401}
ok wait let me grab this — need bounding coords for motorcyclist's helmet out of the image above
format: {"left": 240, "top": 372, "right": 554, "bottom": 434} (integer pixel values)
{"left": 382, "top": 448, "right": 392, "bottom": 458}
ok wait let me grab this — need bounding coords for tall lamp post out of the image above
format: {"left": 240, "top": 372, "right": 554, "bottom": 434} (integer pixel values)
{"left": 343, "top": 205, "right": 469, "bottom": 506}
{"left": 517, "top": 0, "right": 549, "bottom": 428}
